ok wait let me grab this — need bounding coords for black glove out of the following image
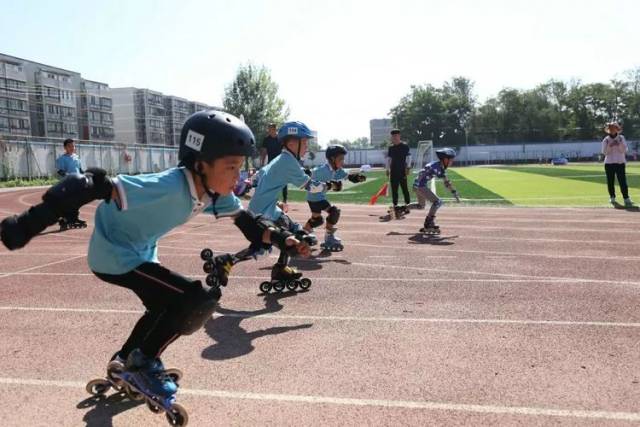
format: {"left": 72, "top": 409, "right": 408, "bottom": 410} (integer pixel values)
{"left": 328, "top": 180, "right": 342, "bottom": 191}
{"left": 347, "top": 173, "right": 366, "bottom": 183}
{"left": 304, "top": 167, "right": 312, "bottom": 177}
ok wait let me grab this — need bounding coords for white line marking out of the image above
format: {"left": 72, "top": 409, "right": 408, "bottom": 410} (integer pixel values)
{"left": 0, "top": 376, "right": 638, "bottom": 421}
{"left": 349, "top": 242, "right": 640, "bottom": 261}
{"left": 1, "top": 306, "right": 638, "bottom": 328}
{"left": 348, "top": 261, "right": 640, "bottom": 287}
{"left": 0, "top": 255, "right": 85, "bottom": 279}
{"left": 0, "top": 272, "right": 590, "bottom": 283}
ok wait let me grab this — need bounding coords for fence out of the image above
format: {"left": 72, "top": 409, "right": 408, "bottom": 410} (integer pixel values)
{"left": 0, "top": 136, "right": 179, "bottom": 179}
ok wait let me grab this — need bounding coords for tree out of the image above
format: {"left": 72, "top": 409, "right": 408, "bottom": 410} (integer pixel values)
{"left": 222, "top": 64, "right": 289, "bottom": 144}
{"left": 389, "top": 77, "right": 475, "bottom": 147}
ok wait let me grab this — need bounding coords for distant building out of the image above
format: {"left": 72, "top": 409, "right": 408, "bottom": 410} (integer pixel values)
{"left": 370, "top": 118, "right": 393, "bottom": 147}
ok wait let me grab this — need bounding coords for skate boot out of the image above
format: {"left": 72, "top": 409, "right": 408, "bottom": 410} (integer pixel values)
{"left": 392, "top": 205, "right": 405, "bottom": 219}
{"left": 624, "top": 198, "right": 635, "bottom": 208}
{"left": 399, "top": 205, "right": 410, "bottom": 216}
{"left": 420, "top": 216, "right": 440, "bottom": 235}
{"left": 321, "top": 228, "right": 343, "bottom": 252}
{"left": 610, "top": 197, "right": 617, "bottom": 206}
{"left": 58, "top": 218, "right": 69, "bottom": 231}
{"left": 259, "top": 263, "right": 311, "bottom": 293}
{"left": 123, "top": 349, "right": 178, "bottom": 399}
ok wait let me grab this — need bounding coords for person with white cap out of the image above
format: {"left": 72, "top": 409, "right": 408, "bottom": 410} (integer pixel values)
{"left": 602, "top": 122, "right": 633, "bottom": 207}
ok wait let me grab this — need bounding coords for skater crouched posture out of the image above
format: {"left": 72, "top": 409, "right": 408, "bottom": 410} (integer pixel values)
{"left": 0, "top": 111, "right": 310, "bottom": 400}
{"left": 413, "top": 148, "right": 460, "bottom": 233}
{"left": 303, "top": 144, "right": 365, "bottom": 251}
{"left": 249, "top": 121, "right": 326, "bottom": 290}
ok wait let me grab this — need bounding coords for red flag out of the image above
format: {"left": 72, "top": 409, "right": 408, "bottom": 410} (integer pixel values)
{"left": 369, "top": 182, "right": 388, "bottom": 205}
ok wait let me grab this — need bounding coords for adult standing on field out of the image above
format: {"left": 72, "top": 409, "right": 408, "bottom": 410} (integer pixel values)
{"left": 260, "top": 123, "right": 289, "bottom": 209}
{"left": 386, "top": 129, "right": 411, "bottom": 215}
{"left": 602, "top": 122, "right": 634, "bottom": 208}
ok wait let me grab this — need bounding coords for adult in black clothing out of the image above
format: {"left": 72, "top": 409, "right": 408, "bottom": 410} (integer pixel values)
{"left": 386, "top": 129, "right": 411, "bottom": 211}
{"left": 260, "top": 123, "right": 288, "bottom": 204}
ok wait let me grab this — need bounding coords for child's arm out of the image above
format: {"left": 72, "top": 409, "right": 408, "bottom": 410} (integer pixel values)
{"left": 0, "top": 168, "right": 115, "bottom": 250}
{"left": 443, "top": 176, "right": 460, "bottom": 202}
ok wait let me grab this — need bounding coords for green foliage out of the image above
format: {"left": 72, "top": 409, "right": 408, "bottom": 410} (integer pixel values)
{"left": 222, "top": 63, "right": 289, "bottom": 143}
{"left": 391, "top": 68, "right": 640, "bottom": 145}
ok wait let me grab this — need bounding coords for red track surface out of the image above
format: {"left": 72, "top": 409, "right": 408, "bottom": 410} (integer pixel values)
{"left": 1, "top": 188, "right": 639, "bottom": 426}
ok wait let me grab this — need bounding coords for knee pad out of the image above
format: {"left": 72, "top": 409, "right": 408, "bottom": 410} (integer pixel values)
{"left": 306, "top": 215, "right": 324, "bottom": 229}
{"left": 327, "top": 205, "right": 341, "bottom": 225}
{"left": 433, "top": 199, "right": 443, "bottom": 209}
{"left": 42, "top": 168, "right": 113, "bottom": 217}
{"left": 179, "top": 283, "right": 221, "bottom": 335}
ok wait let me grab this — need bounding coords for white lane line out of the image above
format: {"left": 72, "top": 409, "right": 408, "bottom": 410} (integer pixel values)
{"left": 348, "top": 261, "right": 640, "bottom": 287}
{"left": 0, "top": 376, "right": 638, "bottom": 421}
{"left": 0, "top": 255, "right": 86, "bottom": 279}
{"left": 348, "top": 242, "right": 640, "bottom": 261}
{"left": 0, "top": 272, "right": 589, "bottom": 283}
{"left": 1, "top": 306, "right": 639, "bottom": 328}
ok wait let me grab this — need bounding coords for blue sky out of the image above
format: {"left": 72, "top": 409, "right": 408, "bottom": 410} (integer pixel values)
{"left": 2, "top": 0, "right": 639, "bottom": 145}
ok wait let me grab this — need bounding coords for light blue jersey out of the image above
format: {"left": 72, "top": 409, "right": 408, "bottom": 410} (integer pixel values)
{"left": 56, "top": 153, "right": 83, "bottom": 177}
{"left": 248, "top": 150, "right": 311, "bottom": 220}
{"left": 88, "top": 167, "right": 242, "bottom": 275}
{"left": 306, "top": 163, "right": 348, "bottom": 202}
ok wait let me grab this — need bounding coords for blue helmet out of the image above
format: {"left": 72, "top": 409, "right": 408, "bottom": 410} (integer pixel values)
{"left": 436, "top": 148, "right": 457, "bottom": 160}
{"left": 278, "top": 121, "right": 314, "bottom": 142}
{"left": 325, "top": 144, "right": 347, "bottom": 161}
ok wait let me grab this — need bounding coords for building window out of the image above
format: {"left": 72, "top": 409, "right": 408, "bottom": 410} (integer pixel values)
{"left": 61, "top": 90, "right": 73, "bottom": 101}
{"left": 101, "top": 112, "right": 113, "bottom": 124}
{"left": 47, "top": 121, "right": 63, "bottom": 133}
{"left": 64, "top": 123, "right": 77, "bottom": 134}
{"left": 45, "top": 86, "right": 60, "bottom": 99}
{"left": 10, "top": 118, "right": 29, "bottom": 130}
{"left": 0, "top": 117, "right": 8, "bottom": 130}
{"left": 99, "top": 97, "right": 112, "bottom": 109}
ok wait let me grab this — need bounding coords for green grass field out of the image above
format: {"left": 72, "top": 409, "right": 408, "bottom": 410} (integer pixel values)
{"left": 284, "top": 163, "right": 640, "bottom": 207}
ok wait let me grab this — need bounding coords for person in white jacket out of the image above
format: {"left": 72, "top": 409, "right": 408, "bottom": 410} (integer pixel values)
{"left": 602, "top": 122, "right": 633, "bottom": 207}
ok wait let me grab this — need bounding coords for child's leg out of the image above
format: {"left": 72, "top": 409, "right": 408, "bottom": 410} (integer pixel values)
{"left": 415, "top": 187, "right": 441, "bottom": 226}
{"left": 414, "top": 187, "right": 427, "bottom": 209}
{"left": 94, "top": 263, "right": 215, "bottom": 359}
{"left": 304, "top": 201, "right": 326, "bottom": 232}
{"left": 322, "top": 205, "right": 343, "bottom": 250}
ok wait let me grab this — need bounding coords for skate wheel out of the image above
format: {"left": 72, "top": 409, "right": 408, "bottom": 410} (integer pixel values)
{"left": 273, "top": 281, "right": 285, "bottom": 292}
{"left": 205, "top": 274, "right": 219, "bottom": 287}
{"left": 299, "top": 278, "right": 311, "bottom": 290}
{"left": 125, "top": 385, "right": 145, "bottom": 401}
{"left": 166, "top": 402, "right": 189, "bottom": 426}
{"left": 286, "top": 280, "right": 299, "bottom": 291}
{"left": 259, "top": 281, "right": 272, "bottom": 293}
{"left": 165, "top": 368, "right": 183, "bottom": 385}
{"left": 203, "top": 260, "right": 215, "bottom": 274}
{"left": 200, "top": 248, "right": 213, "bottom": 261}
{"left": 147, "top": 397, "right": 162, "bottom": 413}
{"left": 86, "top": 379, "right": 111, "bottom": 396}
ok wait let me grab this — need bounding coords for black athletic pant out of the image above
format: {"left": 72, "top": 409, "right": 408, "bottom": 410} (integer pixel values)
{"left": 94, "top": 263, "right": 208, "bottom": 359}
{"left": 605, "top": 163, "right": 629, "bottom": 199}
{"left": 282, "top": 186, "right": 288, "bottom": 203}
{"left": 390, "top": 174, "right": 411, "bottom": 206}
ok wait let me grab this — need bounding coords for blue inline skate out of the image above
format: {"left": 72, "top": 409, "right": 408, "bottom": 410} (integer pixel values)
{"left": 320, "top": 228, "right": 344, "bottom": 251}
{"left": 85, "top": 349, "right": 187, "bottom": 426}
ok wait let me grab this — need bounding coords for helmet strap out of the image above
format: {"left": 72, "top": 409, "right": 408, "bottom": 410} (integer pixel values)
{"left": 196, "top": 162, "right": 220, "bottom": 216}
